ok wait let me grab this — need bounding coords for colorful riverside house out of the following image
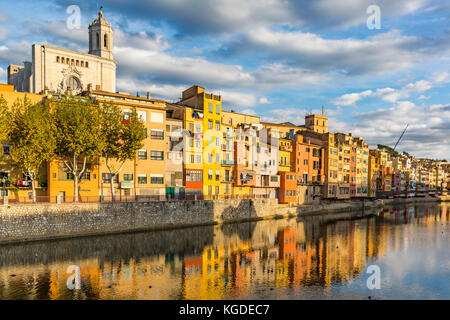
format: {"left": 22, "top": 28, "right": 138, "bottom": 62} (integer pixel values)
{"left": 233, "top": 124, "right": 257, "bottom": 198}
{"left": 179, "top": 85, "right": 222, "bottom": 199}
{"left": 0, "top": 84, "right": 49, "bottom": 202}
{"left": 166, "top": 103, "right": 204, "bottom": 199}
{"left": 253, "top": 127, "right": 279, "bottom": 199}
{"left": 278, "top": 137, "right": 293, "bottom": 172}
{"left": 88, "top": 90, "right": 167, "bottom": 200}
{"left": 222, "top": 110, "right": 261, "bottom": 198}
{"left": 165, "top": 106, "right": 184, "bottom": 199}
{"left": 291, "top": 134, "right": 324, "bottom": 205}
{"left": 367, "top": 152, "right": 379, "bottom": 198}
{"left": 220, "top": 118, "right": 234, "bottom": 197}
{"left": 279, "top": 171, "right": 297, "bottom": 204}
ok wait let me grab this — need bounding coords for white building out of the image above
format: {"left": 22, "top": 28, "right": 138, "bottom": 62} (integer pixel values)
{"left": 7, "top": 9, "right": 116, "bottom": 94}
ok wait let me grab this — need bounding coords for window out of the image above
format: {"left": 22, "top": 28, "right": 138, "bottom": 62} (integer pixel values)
{"left": 150, "top": 112, "right": 163, "bottom": 123}
{"left": 215, "top": 170, "right": 220, "bottom": 181}
{"left": 85, "top": 62, "right": 88, "bottom": 68}
{"left": 186, "top": 170, "right": 202, "bottom": 182}
{"left": 215, "top": 153, "right": 220, "bottom": 164}
{"left": 196, "top": 155, "right": 201, "bottom": 163}
{"left": 195, "top": 140, "right": 201, "bottom": 148}
{"left": 151, "top": 175, "right": 164, "bottom": 184}
{"left": 104, "top": 34, "right": 108, "bottom": 48}
{"left": 189, "top": 123, "right": 194, "bottom": 131}
{"left": 66, "top": 76, "right": 81, "bottom": 90}
{"left": 123, "top": 109, "right": 132, "bottom": 123}
{"left": 150, "top": 129, "right": 164, "bottom": 140}
{"left": 208, "top": 153, "right": 213, "bottom": 163}
{"left": 137, "top": 110, "right": 147, "bottom": 121}
{"left": 304, "top": 159, "right": 308, "bottom": 165}
{"left": 81, "top": 61, "right": 84, "bottom": 67}
{"left": 2, "top": 145, "right": 10, "bottom": 155}
{"left": 209, "top": 102, "right": 213, "bottom": 113}
{"left": 208, "top": 120, "right": 213, "bottom": 130}
{"left": 96, "top": 33, "right": 100, "bottom": 48}
{"left": 102, "top": 173, "right": 118, "bottom": 183}
{"left": 56, "top": 56, "right": 60, "bottom": 62}
{"left": 215, "top": 137, "right": 220, "bottom": 147}
{"left": 151, "top": 150, "right": 164, "bottom": 160}
{"left": 138, "top": 174, "right": 147, "bottom": 184}
{"left": 215, "top": 121, "right": 220, "bottom": 131}
{"left": 196, "top": 124, "right": 202, "bottom": 132}
{"left": 208, "top": 170, "right": 213, "bottom": 180}
{"left": 137, "top": 149, "right": 147, "bottom": 160}
{"left": 216, "top": 105, "right": 220, "bottom": 115}
{"left": 142, "top": 128, "right": 147, "bottom": 138}
{"left": 123, "top": 174, "right": 133, "bottom": 181}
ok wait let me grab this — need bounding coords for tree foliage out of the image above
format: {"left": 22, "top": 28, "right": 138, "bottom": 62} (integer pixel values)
{"left": 377, "top": 144, "right": 399, "bottom": 158}
{"left": 101, "top": 102, "right": 145, "bottom": 200}
{"left": 53, "top": 97, "right": 103, "bottom": 202}
{"left": 8, "top": 97, "right": 55, "bottom": 202}
{"left": 0, "top": 95, "right": 8, "bottom": 143}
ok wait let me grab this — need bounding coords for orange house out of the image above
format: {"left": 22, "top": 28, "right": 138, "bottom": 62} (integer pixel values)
{"left": 279, "top": 171, "right": 297, "bottom": 203}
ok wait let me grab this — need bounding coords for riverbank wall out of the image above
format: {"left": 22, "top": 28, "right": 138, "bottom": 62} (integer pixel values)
{"left": 0, "top": 196, "right": 446, "bottom": 244}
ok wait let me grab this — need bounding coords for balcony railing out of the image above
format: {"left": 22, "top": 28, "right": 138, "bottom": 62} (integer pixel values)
{"left": 222, "top": 160, "right": 235, "bottom": 166}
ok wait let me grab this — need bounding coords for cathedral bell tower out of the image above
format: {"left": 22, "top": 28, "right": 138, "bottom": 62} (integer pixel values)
{"left": 88, "top": 7, "right": 114, "bottom": 60}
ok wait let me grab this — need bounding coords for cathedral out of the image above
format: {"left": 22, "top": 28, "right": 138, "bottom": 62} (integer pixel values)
{"left": 7, "top": 9, "right": 116, "bottom": 94}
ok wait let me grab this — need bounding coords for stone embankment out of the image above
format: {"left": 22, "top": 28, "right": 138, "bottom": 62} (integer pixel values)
{"left": 0, "top": 196, "right": 446, "bottom": 244}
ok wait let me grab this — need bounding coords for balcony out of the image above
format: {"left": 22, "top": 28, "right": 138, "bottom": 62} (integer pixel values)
{"left": 222, "top": 160, "right": 235, "bottom": 166}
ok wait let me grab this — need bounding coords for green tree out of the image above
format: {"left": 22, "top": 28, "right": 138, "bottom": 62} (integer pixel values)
{"left": 8, "top": 97, "right": 55, "bottom": 202}
{"left": 0, "top": 95, "right": 8, "bottom": 143}
{"left": 53, "top": 97, "right": 103, "bottom": 202}
{"left": 101, "top": 102, "right": 145, "bottom": 201}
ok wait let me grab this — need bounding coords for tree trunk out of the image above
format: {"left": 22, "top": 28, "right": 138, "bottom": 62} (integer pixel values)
{"left": 74, "top": 176, "right": 79, "bottom": 202}
{"left": 110, "top": 174, "right": 115, "bottom": 201}
{"left": 31, "top": 178, "right": 36, "bottom": 203}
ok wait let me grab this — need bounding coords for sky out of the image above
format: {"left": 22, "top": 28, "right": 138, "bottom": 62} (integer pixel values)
{"left": 0, "top": 0, "right": 449, "bottom": 159}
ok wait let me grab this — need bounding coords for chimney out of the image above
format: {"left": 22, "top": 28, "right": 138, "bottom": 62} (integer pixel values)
{"left": 147, "top": 91, "right": 151, "bottom": 99}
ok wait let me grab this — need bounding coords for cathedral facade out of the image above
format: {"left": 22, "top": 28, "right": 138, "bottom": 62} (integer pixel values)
{"left": 7, "top": 10, "right": 116, "bottom": 94}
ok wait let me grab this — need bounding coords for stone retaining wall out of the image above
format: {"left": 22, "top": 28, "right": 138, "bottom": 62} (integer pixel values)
{"left": 0, "top": 196, "right": 443, "bottom": 244}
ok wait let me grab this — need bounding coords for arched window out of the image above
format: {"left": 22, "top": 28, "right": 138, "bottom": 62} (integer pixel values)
{"left": 104, "top": 34, "right": 108, "bottom": 48}
{"left": 61, "top": 57, "right": 65, "bottom": 64}
{"left": 76, "top": 60, "right": 79, "bottom": 66}
{"left": 96, "top": 33, "right": 99, "bottom": 48}
{"left": 66, "top": 76, "right": 81, "bottom": 90}
{"left": 81, "top": 61, "right": 84, "bottom": 67}
{"left": 85, "top": 62, "right": 89, "bottom": 68}
{"left": 56, "top": 56, "right": 60, "bottom": 63}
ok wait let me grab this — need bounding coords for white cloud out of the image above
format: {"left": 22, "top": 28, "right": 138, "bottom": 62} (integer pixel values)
{"left": 227, "top": 28, "right": 425, "bottom": 76}
{"left": 332, "top": 78, "right": 438, "bottom": 106}
{"left": 0, "top": 66, "right": 6, "bottom": 82}
{"left": 259, "top": 96, "right": 269, "bottom": 104}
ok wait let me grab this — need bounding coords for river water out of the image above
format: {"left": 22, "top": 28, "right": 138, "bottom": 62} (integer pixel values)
{"left": 0, "top": 202, "right": 448, "bottom": 300}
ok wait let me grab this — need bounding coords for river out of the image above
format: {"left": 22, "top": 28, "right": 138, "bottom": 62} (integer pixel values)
{"left": 0, "top": 202, "right": 448, "bottom": 300}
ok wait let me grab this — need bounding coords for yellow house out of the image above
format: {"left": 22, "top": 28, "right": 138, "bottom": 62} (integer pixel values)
{"left": 180, "top": 85, "right": 222, "bottom": 198}
{"left": 44, "top": 94, "right": 100, "bottom": 202}
{"left": 0, "top": 84, "right": 48, "bottom": 202}
{"left": 89, "top": 90, "right": 167, "bottom": 199}
{"left": 278, "top": 138, "right": 292, "bottom": 172}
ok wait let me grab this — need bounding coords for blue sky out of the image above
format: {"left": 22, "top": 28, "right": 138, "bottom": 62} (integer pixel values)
{"left": 0, "top": 0, "right": 449, "bottom": 159}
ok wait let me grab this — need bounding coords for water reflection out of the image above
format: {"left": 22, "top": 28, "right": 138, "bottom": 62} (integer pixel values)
{"left": 0, "top": 203, "right": 448, "bottom": 300}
